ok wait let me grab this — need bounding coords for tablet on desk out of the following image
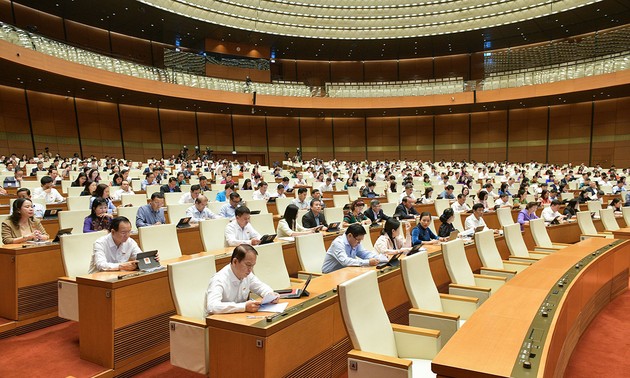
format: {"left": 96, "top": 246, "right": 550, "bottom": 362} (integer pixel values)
{"left": 449, "top": 230, "right": 459, "bottom": 241}
{"left": 136, "top": 250, "right": 163, "bottom": 272}
{"left": 377, "top": 251, "right": 404, "bottom": 269}
{"left": 52, "top": 228, "right": 73, "bottom": 243}
{"left": 43, "top": 208, "right": 62, "bottom": 220}
{"left": 327, "top": 222, "right": 340, "bottom": 232}
{"left": 278, "top": 274, "right": 312, "bottom": 299}
{"left": 259, "top": 234, "right": 277, "bottom": 245}
{"left": 176, "top": 216, "right": 192, "bottom": 228}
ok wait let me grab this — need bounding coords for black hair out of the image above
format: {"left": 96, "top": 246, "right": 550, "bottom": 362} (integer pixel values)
{"left": 231, "top": 244, "right": 258, "bottom": 263}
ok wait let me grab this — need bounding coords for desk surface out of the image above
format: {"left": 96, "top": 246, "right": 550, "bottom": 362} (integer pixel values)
{"left": 432, "top": 238, "right": 630, "bottom": 378}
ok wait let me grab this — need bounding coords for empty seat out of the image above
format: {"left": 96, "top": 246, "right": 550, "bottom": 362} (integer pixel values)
{"left": 503, "top": 223, "right": 551, "bottom": 262}
{"left": 167, "top": 204, "right": 190, "bottom": 224}
{"left": 121, "top": 194, "right": 147, "bottom": 207}
{"left": 496, "top": 207, "right": 515, "bottom": 227}
{"left": 294, "top": 233, "right": 326, "bottom": 278}
{"left": 67, "top": 196, "right": 90, "bottom": 211}
{"left": 117, "top": 206, "right": 140, "bottom": 232}
{"left": 474, "top": 230, "right": 530, "bottom": 279}
{"left": 199, "top": 218, "right": 230, "bottom": 251}
{"left": 138, "top": 223, "right": 182, "bottom": 261}
{"left": 599, "top": 207, "right": 620, "bottom": 232}
{"left": 577, "top": 212, "right": 614, "bottom": 240}
{"left": 529, "top": 218, "right": 571, "bottom": 251}
{"left": 249, "top": 213, "right": 275, "bottom": 235}
{"left": 252, "top": 242, "right": 293, "bottom": 291}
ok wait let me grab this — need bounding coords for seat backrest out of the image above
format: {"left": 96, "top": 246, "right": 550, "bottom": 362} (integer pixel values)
{"left": 145, "top": 184, "right": 160, "bottom": 198}
{"left": 360, "top": 224, "right": 374, "bottom": 251}
{"left": 245, "top": 199, "right": 268, "bottom": 214}
{"left": 199, "top": 218, "right": 230, "bottom": 251}
{"left": 164, "top": 192, "right": 184, "bottom": 206}
{"left": 347, "top": 187, "right": 360, "bottom": 201}
{"left": 252, "top": 243, "right": 291, "bottom": 290}
{"left": 401, "top": 251, "right": 443, "bottom": 312}
{"left": 60, "top": 180, "right": 71, "bottom": 194}
{"left": 496, "top": 207, "right": 515, "bottom": 227}
{"left": 333, "top": 194, "right": 350, "bottom": 208}
{"left": 577, "top": 211, "right": 598, "bottom": 235}
{"left": 20, "top": 180, "right": 40, "bottom": 189}
{"left": 295, "top": 233, "right": 326, "bottom": 274}
{"left": 250, "top": 213, "right": 275, "bottom": 235}
{"left": 168, "top": 255, "right": 215, "bottom": 319}
{"left": 380, "top": 202, "right": 397, "bottom": 216}
{"left": 67, "top": 195, "right": 90, "bottom": 211}
{"left": 452, "top": 211, "right": 465, "bottom": 232}
{"left": 622, "top": 207, "right": 630, "bottom": 229}
{"left": 60, "top": 231, "right": 108, "bottom": 277}
{"left": 529, "top": 218, "right": 553, "bottom": 248}
{"left": 338, "top": 271, "right": 398, "bottom": 357}
{"left": 587, "top": 201, "right": 602, "bottom": 213}
{"left": 167, "top": 204, "right": 190, "bottom": 224}
{"left": 560, "top": 192, "right": 574, "bottom": 201}
{"left": 207, "top": 201, "right": 224, "bottom": 215}
{"left": 386, "top": 191, "right": 399, "bottom": 205}
{"left": 503, "top": 223, "right": 529, "bottom": 258}
{"left": 296, "top": 209, "right": 308, "bottom": 228}
{"left": 275, "top": 197, "right": 293, "bottom": 216}
{"left": 117, "top": 206, "right": 139, "bottom": 232}
{"left": 434, "top": 199, "right": 450, "bottom": 216}
{"left": 474, "top": 230, "right": 504, "bottom": 269}
{"left": 138, "top": 223, "right": 182, "bottom": 261}
{"left": 238, "top": 190, "right": 254, "bottom": 201}
{"left": 442, "top": 239, "right": 476, "bottom": 286}
{"left": 323, "top": 207, "right": 344, "bottom": 224}
{"left": 599, "top": 207, "right": 619, "bottom": 231}
{"left": 58, "top": 210, "right": 90, "bottom": 234}
{"left": 122, "top": 194, "right": 147, "bottom": 207}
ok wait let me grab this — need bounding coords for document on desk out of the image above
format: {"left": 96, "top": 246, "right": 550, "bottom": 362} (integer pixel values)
{"left": 258, "top": 302, "right": 288, "bottom": 313}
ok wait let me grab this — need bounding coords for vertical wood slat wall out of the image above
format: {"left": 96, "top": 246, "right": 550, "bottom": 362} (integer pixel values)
{"left": 0, "top": 85, "right": 628, "bottom": 167}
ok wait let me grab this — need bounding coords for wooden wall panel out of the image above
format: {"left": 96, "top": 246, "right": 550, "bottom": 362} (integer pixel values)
{"left": 295, "top": 61, "right": 329, "bottom": 86}
{"left": 300, "top": 117, "right": 333, "bottom": 161}
{"left": 548, "top": 103, "right": 591, "bottom": 165}
{"left": 64, "top": 20, "right": 111, "bottom": 55}
{"left": 399, "top": 116, "right": 433, "bottom": 161}
{"left": 12, "top": 3, "right": 64, "bottom": 40}
{"left": 471, "top": 111, "right": 507, "bottom": 162}
{"left": 398, "top": 58, "right": 433, "bottom": 81}
{"left": 266, "top": 116, "right": 299, "bottom": 165}
{"left": 434, "top": 114, "right": 469, "bottom": 162}
{"left": 434, "top": 54, "right": 469, "bottom": 80}
{"left": 470, "top": 52, "right": 485, "bottom": 80}
{"left": 332, "top": 117, "right": 365, "bottom": 161}
{"left": 119, "top": 105, "right": 161, "bottom": 161}
{"left": 197, "top": 112, "right": 233, "bottom": 153}
{"left": 507, "top": 107, "right": 547, "bottom": 163}
{"left": 110, "top": 32, "right": 153, "bottom": 66}
{"left": 330, "top": 62, "right": 363, "bottom": 83}
{"left": 75, "top": 98, "right": 122, "bottom": 158}
{"left": 592, "top": 98, "right": 630, "bottom": 168}
{"left": 27, "top": 91, "right": 79, "bottom": 158}
{"left": 0, "top": 86, "right": 31, "bottom": 156}
{"left": 364, "top": 61, "right": 398, "bottom": 82}
{"left": 366, "top": 117, "right": 399, "bottom": 161}
{"left": 159, "top": 109, "right": 197, "bottom": 158}
{"left": 278, "top": 61, "right": 297, "bottom": 82}
{"left": 232, "top": 114, "right": 267, "bottom": 157}
{"left": 0, "top": 0, "right": 13, "bottom": 23}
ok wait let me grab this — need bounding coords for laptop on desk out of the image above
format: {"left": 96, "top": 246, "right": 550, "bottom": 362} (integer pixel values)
{"left": 52, "top": 228, "right": 72, "bottom": 243}
{"left": 259, "top": 234, "right": 277, "bottom": 245}
{"left": 250, "top": 210, "right": 262, "bottom": 215}
{"left": 327, "top": 222, "right": 340, "bottom": 232}
{"left": 43, "top": 209, "right": 62, "bottom": 220}
{"left": 377, "top": 251, "right": 404, "bottom": 269}
{"left": 176, "top": 216, "right": 192, "bottom": 228}
{"left": 449, "top": 230, "right": 460, "bottom": 241}
{"left": 278, "top": 274, "right": 312, "bottom": 299}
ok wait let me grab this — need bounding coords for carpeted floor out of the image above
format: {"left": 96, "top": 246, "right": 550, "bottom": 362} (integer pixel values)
{"left": 564, "top": 284, "right": 630, "bottom": 377}
{"left": 0, "top": 322, "right": 104, "bottom": 378}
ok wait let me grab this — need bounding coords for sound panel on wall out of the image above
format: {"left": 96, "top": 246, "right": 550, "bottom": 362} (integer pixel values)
{"left": 75, "top": 98, "right": 123, "bottom": 158}
{"left": 197, "top": 112, "right": 233, "bottom": 153}
{"left": 399, "top": 116, "right": 433, "bottom": 161}
{"left": 548, "top": 103, "right": 591, "bottom": 165}
{"left": 266, "top": 116, "right": 299, "bottom": 164}
{"left": 159, "top": 109, "right": 197, "bottom": 158}
{"left": 333, "top": 117, "right": 366, "bottom": 161}
{"left": 592, "top": 98, "right": 630, "bottom": 168}
{"left": 119, "top": 104, "right": 161, "bottom": 161}
{"left": 27, "top": 91, "right": 79, "bottom": 158}
{"left": 366, "top": 117, "right": 399, "bottom": 161}
{"left": 507, "top": 107, "right": 547, "bottom": 163}
{"left": 471, "top": 111, "right": 507, "bottom": 162}
{"left": 300, "top": 117, "right": 334, "bottom": 161}
{"left": 434, "top": 114, "right": 469, "bottom": 162}
{"left": 0, "top": 86, "right": 31, "bottom": 156}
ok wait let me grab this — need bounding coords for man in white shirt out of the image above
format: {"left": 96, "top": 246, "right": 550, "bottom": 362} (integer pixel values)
{"left": 14, "top": 188, "right": 45, "bottom": 218}
{"left": 451, "top": 193, "right": 471, "bottom": 213}
{"left": 186, "top": 195, "right": 220, "bottom": 222}
{"left": 541, "top": 200, "right": 566, "bottom": 223}
{"left": 32, "top": 176, "right": 64, "bottom": 204}
{"left": 318, "top": 178, "right": 334, "bottom": 193}
{"left": 112, "top": 180, "right": 135, "bottom": 201}
{"left": 205, "top": 244, "right": 279, "bottom": 315}
{"left": 224, "top": 206, "right": 262, "bottom": 247}
{"left": 88, "top": 217, "right": 150, "bottom": 273}
{"left": 179, "top": 184, "right": 201, "bottom": 204}
{"left": 465, "top": 203, "right": 492, "bottom": 232}
{"left": 399, "top": 184, "right": 416, "bottom": 203}
{"left": 252, "top": 182, "right": 270, "bottom": 201}
{"left": 270, "top": 184, "right": 286, "bottom": 198}
{"left": 494, "top": 193, "right": 513, "bottom": 208}
{"left": 293, "top": 172, "right": 308, "bottom": 188}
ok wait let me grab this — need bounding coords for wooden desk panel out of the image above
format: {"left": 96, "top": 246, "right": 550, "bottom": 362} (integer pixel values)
{"left": 432, "top": 238, "right": 630, "bottom": 378}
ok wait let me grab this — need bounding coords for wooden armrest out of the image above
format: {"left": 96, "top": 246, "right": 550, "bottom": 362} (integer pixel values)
{"left": 439, "top": 293, "right": 479, "bottom": 303}
{"left": 474, "top": 273, "right": 507, "bottom": 281}
{"left": 502, "top": 260, "right": 531, "bottom": 266}
{"left": 480, "top": 267, "right": 517, "bottom": 275}
{"left": 392, "top": 324, "right": 440, "bottom": 338}
{"left": 439, "top": 294, "right": 478, "bottom": 319}
{"left": 170, "top": 314, "right": 207, "bottom": 327}
{"left": 508, "top": 256, "right": 540, "bottom": 263}
{"left": 599, "top": 231, "right": 614, "bottom": 235}
{"left": 348, "top": 350, "right": 412, "bottom": 370}
{"left": 534, "top": 245, "right": 564, "bottom": 251}
{"left": 289, "top": 278, "right": 305, "bottom": 284}
{"left": 297, "top": 270, "right": 323, "bottom": 277}
{"left": 448, "top": 283, "right": 491, "bottom": 293}
{"left": 550, "top": 242, "right": 572, "bottom": 246}
{"left": 58, "top": 276, "right": 76, "bottom": 283}
{"left": 581, "top": 233, "right": 608, "bottom": 239}
{"left": 409, "top": 308, "right": 459, "bottom": 322}
{"left": 529, "top": 250, "right": 551, "bottom": 256}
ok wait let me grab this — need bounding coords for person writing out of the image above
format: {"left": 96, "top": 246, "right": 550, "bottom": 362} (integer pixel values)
{"left": 276, "top": 204, "right": 316, "bottom": 237}
{"left": 374, "top": 218, "right": 412, "bottom": 255}
{"left": 321, "top": 224, "right": 388, "bottom": 273}
{"left": 224, "top": 206, "right": 262, "bottom": 246}
{"left": 84, "top": 197, "right": 113, "bottom": 233}
{"left": 205, "top": 244, "right": 279, "bottom": 315}
{"left": 411, "top": 212, "right": 446, "bottom": 246}
{"left": 88, "top": 216, "right": 154, "bottom": 273}
{"left": 2, "top": 198, "right": 49, "bottom": 244}
{"left": 541, "top": 200, "right": 566, "bottom": 223}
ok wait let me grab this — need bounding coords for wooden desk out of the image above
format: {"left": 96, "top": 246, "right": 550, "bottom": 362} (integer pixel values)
{"left": 612, "top": 227, "right": 630, "bottom": 240}
{"left": 206, "top": 264, "right": 410, "bottom": 378}
{"left": 432, "top": 238, "right": 630, "bottom": 378}
{"left": 0, "top": 243, "right": 65, "bottom": 337}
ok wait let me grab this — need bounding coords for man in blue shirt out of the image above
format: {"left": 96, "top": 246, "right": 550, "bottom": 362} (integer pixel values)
{"left": 220, "top": 192, "right": 242, "bottom": 219}
{"left": 215, "top": 183, "right": 235, "bottom": 202}
{"left": 321, "top": 224, "right": 387, "bottom": 273}
{"left": 136, "top": 192, "right": 166, "bottom": 228}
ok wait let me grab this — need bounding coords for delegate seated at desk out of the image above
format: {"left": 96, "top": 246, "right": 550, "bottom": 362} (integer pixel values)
{"left": 11, "top": 188, "right": 45, "bottom": 218}
{"left": 321, "top": 224, "right": 388, "bottom": 273}
{"left": 464, "top": 203, "right": 498, "bottom": 234}
{"left": 88, "top": 216, "right": 158, "bottom": 273}
{"left": 186, "top": 195, "right": 220, "bottom": 222}
{"left": 136, "top": 192, "right": 166, "bottom": 228}
{"left": 302, "top": 199, "right": 328, "bottom": 230}
{"left": 225, "top": 206, "right": 261, "bottom": 246}
{"left": 1, "top": 198, "right": 49, "bottom": 244}
{"left": 394, "top": 196, "right": 419, "bottom": 219}
{"left": 205, "top": 244, "right": 279, "bottom": 315}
